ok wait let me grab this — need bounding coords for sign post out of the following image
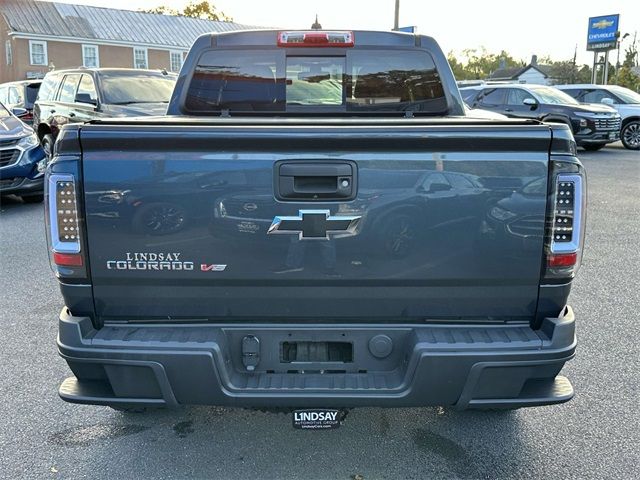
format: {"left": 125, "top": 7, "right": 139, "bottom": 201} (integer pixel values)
{"left": 586, "top": 14, "right": 620, "bottom": 85}
{"left": 394, "top": 0, "right": 400, "bottom": 30}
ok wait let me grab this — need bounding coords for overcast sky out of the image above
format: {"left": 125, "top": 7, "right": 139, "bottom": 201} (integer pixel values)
{"left": 49, "top": 0, "right": 640, "bottom": 65}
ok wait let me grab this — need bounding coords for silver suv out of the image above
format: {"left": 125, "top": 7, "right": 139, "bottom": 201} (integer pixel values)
{"left": 557, "top": 85, "right": 640, "bottom": 150}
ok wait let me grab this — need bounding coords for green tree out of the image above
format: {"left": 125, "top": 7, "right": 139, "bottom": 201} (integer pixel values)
{"left": 142, "top": 1, "right": 232, "bottom": 21}
{"left": 447, "top": 52, "right": 469, "bottom": 80}
{"left": 545, "top": 60, "right": 576, "bottom": 84}
{"left": 576, "top": 64, "right": 593, "bottom": 84}
{"left": 183, "top": 1, "right": 232, "bottom": 21}
{"left": 614, "top": 40, "right": 640, "bottom": 92}
{"left": 617, "top": 66, "right": 640, "bottom": 91}
{"left": 457, "top": 48, "right": 524, "bottom": 79}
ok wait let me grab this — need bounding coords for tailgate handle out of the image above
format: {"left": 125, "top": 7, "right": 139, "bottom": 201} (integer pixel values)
{"left": 276, "top": 161, "right": 356, "bottom": 201}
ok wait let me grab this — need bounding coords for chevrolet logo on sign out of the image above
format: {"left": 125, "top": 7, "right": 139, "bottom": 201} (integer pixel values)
{"left": 268, "top": 210, "right": 361, "bottom": 240}
{"left": 592, "top": 19, "right": 614, "bottom": 29}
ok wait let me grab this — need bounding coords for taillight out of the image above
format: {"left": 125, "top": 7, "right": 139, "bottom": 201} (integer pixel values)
{"left": 46, "top": 173, "right": 86, "bottom": 277}
{"left": 548, "top": 252, "right": 577, "bottom": 268}
{"left": 545, "top": 172, "right": 586, "bottom": 279}
{"left": 53, "top": 252, "right": 84, "bottom": 267}
{"left": 277, "top": 31, "right": 355, "bottom": 48}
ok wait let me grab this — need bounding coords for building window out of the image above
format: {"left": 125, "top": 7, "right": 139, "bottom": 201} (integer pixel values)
{"left": 82, "top": 44, "right": 99, "bottom": 68}
{"left": 133, "top": 48, "right": 148, "bottom": 69}
{"left": 29, "top": 40, "right": 48, "bottom": 66}
{"left": 5, "top": 40, "right": 12, "bottom": 65}
{"left": 169, "top": 51, "right": 184, "bottom": 73}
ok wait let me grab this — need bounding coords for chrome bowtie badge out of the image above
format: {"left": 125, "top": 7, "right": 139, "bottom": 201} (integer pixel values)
{"left": 268, "top": 210, "right": 361, "bottom": 240}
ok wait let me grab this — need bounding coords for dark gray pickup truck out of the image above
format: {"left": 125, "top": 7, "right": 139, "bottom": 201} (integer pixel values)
{"left": 46, "top": 30, "right": 585, "bottom": 421}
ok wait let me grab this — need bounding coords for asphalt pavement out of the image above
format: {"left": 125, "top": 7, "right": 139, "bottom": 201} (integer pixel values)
{"left": 0, "top": 143, "right": 638, "bottom": 480}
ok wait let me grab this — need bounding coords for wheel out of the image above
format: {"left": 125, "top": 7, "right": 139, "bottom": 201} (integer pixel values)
{"left": 621, "top": 120, "right": 640, "bottom": 150}
{"left": 582, "top": 143, "right": 606, "bottom": 151}
{"left": 41, "top": 133, "right": 55, "bottom": 160}
{"left": 132, "top": 202, "right": 187, "bottom": 235}
{"left": 21, "top": 194, "right": 44, "bottom": 203}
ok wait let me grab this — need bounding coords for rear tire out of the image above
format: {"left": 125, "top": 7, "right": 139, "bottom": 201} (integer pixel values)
{"left": 41, "top": 133, "right": 55, "bottom": 160}
{"left": 21, "top": 194, "right": 44, "bottom": 203}
{"left": 582, "top": 144, "right": 606, "bottom": 151}
{"left": 621, "top": 120, "right": 640, "bottom": 150}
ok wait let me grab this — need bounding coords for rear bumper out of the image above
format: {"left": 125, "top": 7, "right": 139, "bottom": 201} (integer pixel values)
{"left": 58, "top": 307, "right": 576, "bottom": 410}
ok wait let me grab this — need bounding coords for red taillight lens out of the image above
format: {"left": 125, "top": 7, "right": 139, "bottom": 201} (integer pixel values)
{"left": 277, "top": 31, "right": 355, "bottom": 47}
{"left": 53, "top": 252, "right": 84, "bottom": 267}
{"left": 548, "top": 252, "right": 577, "bottom": 268}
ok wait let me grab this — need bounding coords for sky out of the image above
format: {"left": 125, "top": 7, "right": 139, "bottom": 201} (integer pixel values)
{"left": 48, "top": 0, "right": 640, "bottom": 65}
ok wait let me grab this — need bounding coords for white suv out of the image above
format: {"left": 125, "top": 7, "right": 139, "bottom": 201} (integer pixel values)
{"left": 557, "top": 84, "right": 640, "bottom": 150}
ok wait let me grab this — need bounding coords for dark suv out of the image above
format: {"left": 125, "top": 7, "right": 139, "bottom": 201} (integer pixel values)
{"left": 33, "top": 68, "right": 176, "bottom": 158}
{"left": 461, "top": 84, "right": 621, "bottom": 151}
{"left": 0, "top": 80, "right": 42, "bottom": 125}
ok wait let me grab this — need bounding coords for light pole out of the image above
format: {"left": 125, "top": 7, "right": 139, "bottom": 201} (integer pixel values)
{"left": 615, "top": 32, "right": 630, "bottom": 84}
{"left": 394, "top": 0, "right": 400, "bottom": 30}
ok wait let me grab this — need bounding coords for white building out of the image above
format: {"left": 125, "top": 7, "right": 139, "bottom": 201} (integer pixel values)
{"left": 488, "top": 55, "right": 553, "bottom": 85}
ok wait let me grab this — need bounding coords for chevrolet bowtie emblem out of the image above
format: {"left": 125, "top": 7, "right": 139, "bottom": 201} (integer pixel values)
{"left": 268, "top": 210, "right": 361, "bottom": 240}
{"left": 592, "top": 19, "right": 614, "bottom": 29}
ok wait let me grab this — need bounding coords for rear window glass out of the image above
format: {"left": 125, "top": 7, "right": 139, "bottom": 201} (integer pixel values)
{"left": 99, "top": 71, "right": 176, "bottom": 104}
{"left": 186, "top": 51, "right": 285, "bottom": 112}
{"left": 287, "top": 56, "right": 344, "bottom": 106}
{"left": 185, "top": 49, "right": 447, "bottom": 115}
{"left": 346, "top": 50, "right": 445, "bottom": 112}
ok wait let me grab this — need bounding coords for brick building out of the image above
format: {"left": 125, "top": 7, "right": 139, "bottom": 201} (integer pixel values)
{"left": 0, "top": 0, "right": 253, "bottom": 83}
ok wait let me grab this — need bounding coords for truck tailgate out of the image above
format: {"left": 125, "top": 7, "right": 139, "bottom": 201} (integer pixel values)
{"left": 80, "top": 121, "right": 551, "bottom": 321}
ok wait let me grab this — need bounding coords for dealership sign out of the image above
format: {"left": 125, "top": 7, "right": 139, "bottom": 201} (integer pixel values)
{"left": 587, "top": 14, "right": 619, "bottom": 51}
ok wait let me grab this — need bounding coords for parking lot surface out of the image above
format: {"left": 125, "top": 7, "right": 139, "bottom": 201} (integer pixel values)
{"left": 1, "top": 144, "right": 638, "bottom": 480}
